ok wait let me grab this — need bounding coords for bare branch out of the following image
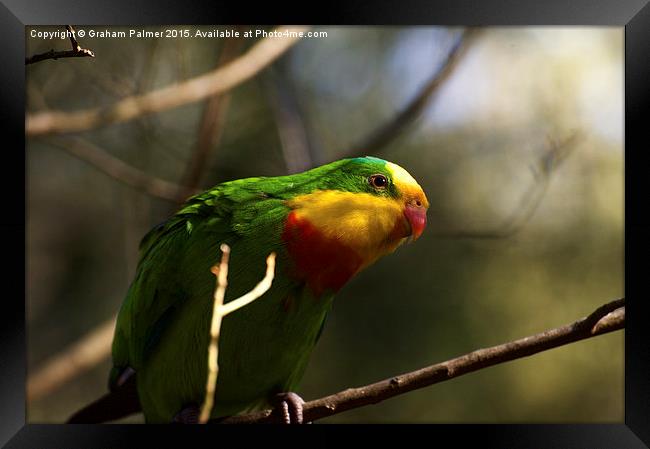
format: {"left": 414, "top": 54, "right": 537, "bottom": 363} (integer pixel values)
{"left": 28, "top": 315, "right": 116, "bottom": 402}
{"left": 26, "top": 25, "right": 95, "bottom": 65}
{"left": 43, "top": 136, "right": 197, "bottom": 202}
{"left": 26, "top": 26, "right": 310, "bottom": 136}
{"left": 217, "top": 252, "right": 276, "bottom": 316}
{"left": 341, "top": 29, "right": 479, "bottom": 158}
{"left": 182, "top": 38, "right": 243, "bottom": 190}
{"left": 200, "top": 244, "right": 231, "bottom": 423}
{"left": 264, "top": 68, "right": 315, "bottom": 173}
{"left": 433, "top": 132, "right": 582, "bottom": 239}
{"left": 200, "top": 246, "right": 276, "bottom": 423}
{"left": 218, "top": 298, "right": 624, "bottom": 423}
{"left": 27, "top": 290, "right": 622, "bottom": 424}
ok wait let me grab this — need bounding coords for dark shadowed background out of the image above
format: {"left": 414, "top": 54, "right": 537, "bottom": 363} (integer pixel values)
{"left": 26, "top": 25, "right": 623, "bottom": 423}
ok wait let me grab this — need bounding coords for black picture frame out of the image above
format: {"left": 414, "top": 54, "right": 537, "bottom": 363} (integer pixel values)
{"left": 4, "top": 0, "right": 649, "bottom": 447}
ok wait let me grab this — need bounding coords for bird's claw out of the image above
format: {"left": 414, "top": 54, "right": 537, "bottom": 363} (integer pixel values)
{"left": 172, "top": 404, "right": 200, "bottom": 424}
{"left": 274, "top": 392, "right": 306, "bottom": 424}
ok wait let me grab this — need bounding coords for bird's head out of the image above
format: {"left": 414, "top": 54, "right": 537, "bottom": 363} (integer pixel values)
{"left": 284, "top": 157, "right": 429, "bottom": 274}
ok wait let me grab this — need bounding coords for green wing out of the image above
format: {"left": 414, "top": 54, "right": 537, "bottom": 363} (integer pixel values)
{"left": 111, "top": 175, "right": 337, "bottom": 421}
{"left": 111, "top": 181, "right": 286, "bottom": 382}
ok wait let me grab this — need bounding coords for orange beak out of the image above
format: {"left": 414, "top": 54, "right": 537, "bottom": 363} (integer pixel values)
{"left": 403, "top": 202, "right": 427, "bottom": 241}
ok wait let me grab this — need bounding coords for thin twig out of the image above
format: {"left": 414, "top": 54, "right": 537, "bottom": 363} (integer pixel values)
{"left": 217, "top": 252, "right": 276, "bottom": 317}
{"left": 26, "top": 248, "right": 276, "bottom": 409}
{"left": 200, "top": 244, "right": 231, "bottom": 424}
{"left": 433, "top": 132, "right": 581, "bottom": 239}
{"left": 264, "top": 68, "right": 315, "bottom": 173}
{"left": 27, "top": 26, "right": 309, "bottom": 136}
{"left": 181, "top": 38, "right": 243, "bottom": 191}
{"left": 200, "top": 246, "right": 276, "bottom": 423}
{"left": 27, "top": 315, "right": 116, "bottom": 402}
{"left": 341, "top": 29, "right": 479, "bottom": 158}
{"left": 26, "top": 25, "right": 95, "bottom": 65}
{"left": 218, "top": 298, "right": 625, "bottom": 423}
{"left": 43, "top": 136, "right": 197, "bottom": 202}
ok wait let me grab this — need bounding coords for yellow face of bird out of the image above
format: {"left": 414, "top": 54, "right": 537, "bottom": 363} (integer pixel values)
{"left": 285, "top": 158, "right": 429, "bottom": 271}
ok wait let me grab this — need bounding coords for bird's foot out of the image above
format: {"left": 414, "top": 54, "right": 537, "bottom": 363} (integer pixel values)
{"left": 273, "top": 392, "right": 308, "bottom": 424}
{"left": 172, "top": 404, "right": 200, "bottom": 424}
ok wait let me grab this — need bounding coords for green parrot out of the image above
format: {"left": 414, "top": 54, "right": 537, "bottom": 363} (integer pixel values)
{"left": 68, "top": 156, "right": 429, "bottom": 424}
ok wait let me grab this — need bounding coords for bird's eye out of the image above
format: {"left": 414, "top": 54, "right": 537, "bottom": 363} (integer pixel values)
{"left": 369, "top": 174, "right": 388, "bottom": 190}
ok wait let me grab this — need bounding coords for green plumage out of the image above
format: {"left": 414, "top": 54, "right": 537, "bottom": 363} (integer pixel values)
{"left": 110, "top": 157, "right": 396, "bottom": 422}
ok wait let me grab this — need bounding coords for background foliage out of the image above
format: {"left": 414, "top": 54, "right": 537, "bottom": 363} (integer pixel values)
{"left": 26, "top": 26, "right": 623, "bottom": 423}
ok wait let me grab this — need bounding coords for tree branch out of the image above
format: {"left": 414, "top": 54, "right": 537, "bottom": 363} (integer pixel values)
{"left": 26, "top": 25, "right": 95, "bottom": 65}
{"left": 43, "top": 135, "right": 197, "bottom": 202}
{"left": 200, "top": 246, "right": 276, "bottom": 423}
{"left": 341, "top": 28, "right": 479, "bottom": 158}
{"left": 263, "top": 68, "right": 316, "bottom": 173}
{"left": 218, "top": 298, "right": 625, "bottom": 423}
{"left": 27, "top": 315, "right": 116, "bottom": 402}
{"left": 200, "top": 244, "right": 231, "bottom": 423}
{"left": 181, "top": 37, "right": 243, "bottom": 191}
{"left": 433, "top": 131, "right": 581, "bottom": 239}
{"left": 26, "top": 26, "right": 309, "bottom": 136}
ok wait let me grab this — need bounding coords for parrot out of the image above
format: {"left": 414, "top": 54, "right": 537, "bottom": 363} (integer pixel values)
{"left": 67, "top": 156, "right": 429, "bottom": 424}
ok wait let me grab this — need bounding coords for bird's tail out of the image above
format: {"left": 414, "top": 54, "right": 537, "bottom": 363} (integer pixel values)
{"left": 67, "top": 373, "right": 141, "bottom": 423}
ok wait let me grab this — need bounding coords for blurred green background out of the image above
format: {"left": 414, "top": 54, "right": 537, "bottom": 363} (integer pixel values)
{"left": 26, "top": 26, "right": 623, "bottom": 423}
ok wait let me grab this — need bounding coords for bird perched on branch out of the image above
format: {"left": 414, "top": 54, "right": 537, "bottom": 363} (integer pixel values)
{"left": 68, "top": 156, "right": 429, "bottom": 424}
